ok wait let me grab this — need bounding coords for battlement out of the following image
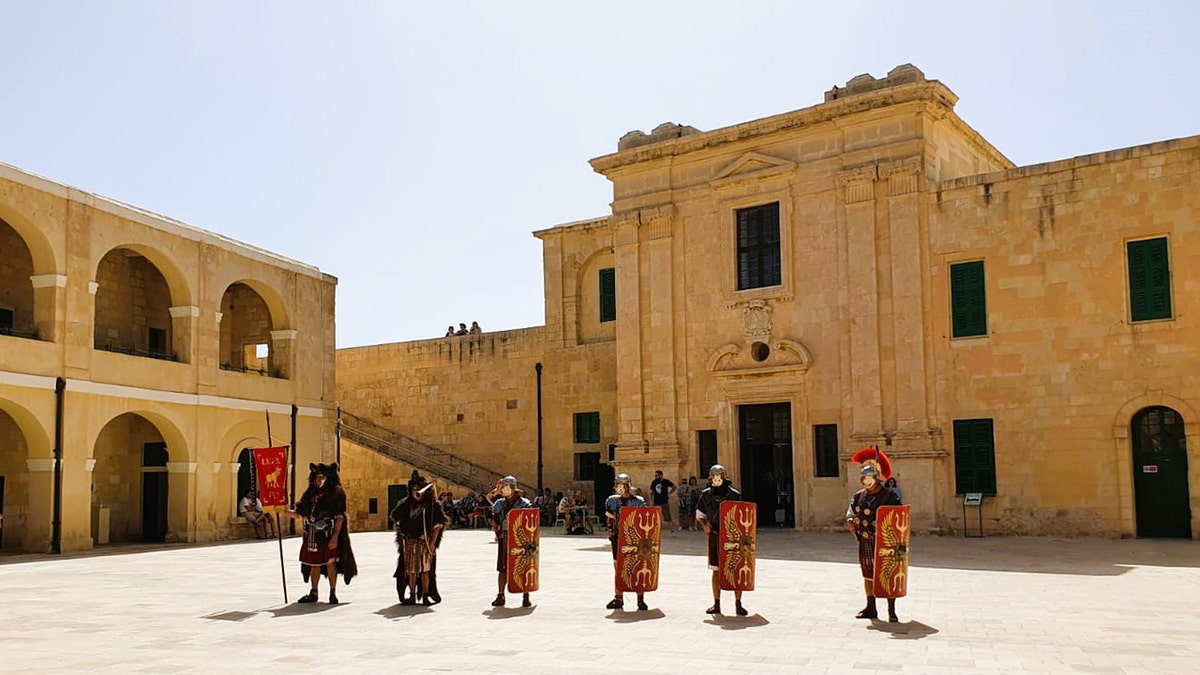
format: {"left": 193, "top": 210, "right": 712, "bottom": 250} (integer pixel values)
{"left": 824, "top": 63, "right": 929, "bottom": 102}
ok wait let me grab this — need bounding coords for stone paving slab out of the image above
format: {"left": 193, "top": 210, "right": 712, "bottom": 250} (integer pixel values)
{"left": 1, "top": 529, "right": 1197, "bottom": 673}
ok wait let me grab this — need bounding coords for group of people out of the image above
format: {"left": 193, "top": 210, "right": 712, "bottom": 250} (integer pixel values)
{"left": 443, "top": 321, "right": 482, "bottom": 337}
{"left": 272, "top": 450, "right": 907, "bottom": 624}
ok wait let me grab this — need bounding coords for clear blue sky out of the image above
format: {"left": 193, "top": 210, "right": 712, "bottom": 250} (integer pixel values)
{"left": 2, "top": 1, "right": 1197, "bottom": 347}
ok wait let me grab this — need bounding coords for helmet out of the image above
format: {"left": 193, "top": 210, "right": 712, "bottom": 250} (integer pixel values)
{"left": 500, "top": 475, "right": 518, "bottom": 486}
{"left": 708, "top": 464, "right": 727, "bottom": 478}
{"left": 851, "top": 447, "right": 892, "bottom": 481}
{"left": 614, "top": 472, "right": 632, "bottom": 485}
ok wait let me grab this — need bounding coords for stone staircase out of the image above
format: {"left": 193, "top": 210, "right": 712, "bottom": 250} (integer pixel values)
{"left": 338, "top": 411, "right": 536, "bottom": 497}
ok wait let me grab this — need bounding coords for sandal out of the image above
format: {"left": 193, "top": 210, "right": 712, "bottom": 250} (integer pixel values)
{"left": 298, "top": 590, "right": 318, "bottom": 604}
{"left": 636, "top": 595, "right": 648, "bottom": 611}
{"left": 705, "top": 601, "right": 721, "bottom": 615}
{"left": 605, "top": 596, "right": 624, "bottom": 610}
{"left": 735, "top": 601, "right": 748, "bottom": 616}
{"left": 491, "top": 593, "right": 506, "bottom": 607}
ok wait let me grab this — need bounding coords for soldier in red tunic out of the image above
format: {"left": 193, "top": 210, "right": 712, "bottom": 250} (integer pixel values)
{"left": 846, "top": 447, "right": 902, "bottom": 622}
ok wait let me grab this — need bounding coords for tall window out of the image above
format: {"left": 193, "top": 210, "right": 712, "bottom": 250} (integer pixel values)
{"left": 813, "top": 424, "right": 839, "bottom": 477}
{"left": 0, "top": 308, "right": 13, "bottom": 333}
{"left": 950, "top": 260, "right": 987, "bottom": 338}
{"left": 599, "top": 267, "right": 616, "bottom": 323}
{"left": 736, "top": 203, "right": 781, "bottom": 290}
{"left": 953, "top": 418, "right": 997, "bottom": 495}
{"left": 1127, "top": 237, "right": 1172, "bottom": 322}
{"left": 573, "top": 412, "right": 600, "bottom": 444}
{"left": 697, "top": 430, "right": 718, "bottom": 477}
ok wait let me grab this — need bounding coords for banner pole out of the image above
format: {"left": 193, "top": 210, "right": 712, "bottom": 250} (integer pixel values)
{"left": 276, "top": 511, "right": 287, "bottom": 604}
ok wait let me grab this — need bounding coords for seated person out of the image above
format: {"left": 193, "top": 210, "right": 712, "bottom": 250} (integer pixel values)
{"left": 238, "top": 489, "right": 276, "bottom": 539}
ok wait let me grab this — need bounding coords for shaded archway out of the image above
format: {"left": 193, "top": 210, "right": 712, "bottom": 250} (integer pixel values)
{"left": 93, "top": 248, "right": 177, "bottom": 361}
{"left": 91, "top": 412, "right": 188, "bottom": 544}
{"left": 219, "top": 281, "right": 290, "bottom": 378}
{"left": 0, "top": 398, "right": 53, "bottom": 553}
{"left": 0, "top": 218, "right": 41, "bottom": 340}
{"left": 1131, "top": 406, "right": 1192, "bottom": 538}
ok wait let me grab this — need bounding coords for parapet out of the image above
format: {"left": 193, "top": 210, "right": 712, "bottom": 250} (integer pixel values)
{"left": 824, "top": 63, "right": 927, "bottom": 102}
{"left": 617, "top": 122, "right": 704, "bottom": 151}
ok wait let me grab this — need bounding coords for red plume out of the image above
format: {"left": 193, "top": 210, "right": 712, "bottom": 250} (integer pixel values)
{"left": 851, "top": 446, "right": 892, "bottom": 480}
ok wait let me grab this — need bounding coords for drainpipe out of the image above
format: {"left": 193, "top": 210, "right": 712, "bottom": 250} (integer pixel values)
{"left": 52, "top": 377, "right": 65, "bottom": 554}
{"left": 535, "top": 362, "right": 544, "bottom": 493}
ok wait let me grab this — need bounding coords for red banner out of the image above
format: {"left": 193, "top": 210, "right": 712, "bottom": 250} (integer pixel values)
{"left": 252, "top": 446, "right": 289, "bottom": 511}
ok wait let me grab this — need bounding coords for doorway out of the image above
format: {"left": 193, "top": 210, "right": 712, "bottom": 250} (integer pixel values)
{"left": 1132, "top": 406, "right": 1192, "bottom": 538}
{"left": 738, "top": 403, "right": 794, "bottom": 528}
{"left": 141, "top": 442, "right": 168, "bottom": 542}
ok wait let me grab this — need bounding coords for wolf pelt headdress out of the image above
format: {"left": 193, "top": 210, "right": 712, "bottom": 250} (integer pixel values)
{"left": 298, "top": 462, "right": 358, "bottom": 584}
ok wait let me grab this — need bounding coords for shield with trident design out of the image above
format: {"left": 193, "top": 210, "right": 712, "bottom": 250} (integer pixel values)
{"left": 718, "top": 501, "right": 756, "bottom": 591}
{"left": 505, "top": 508, "right": 540, "bottom": 594}
{"left": 872, "top": 504, "right": 910, "bottom": 598}
{"left": 616, "top": 506, "right": 662, "bottom": 593}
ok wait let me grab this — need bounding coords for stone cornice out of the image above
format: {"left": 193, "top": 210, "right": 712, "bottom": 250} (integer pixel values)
{"left": 590, "top": 81, "right": 959, "bottom": 175}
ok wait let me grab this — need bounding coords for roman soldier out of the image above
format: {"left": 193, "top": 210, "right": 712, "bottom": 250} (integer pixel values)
{"left": 846, "top": 447, "right": 902, "bottom": 622}
{"left": 491, "top": 475, "right": 533, "bottom": 608}
{"left": 695, "top": 464, "right": 747, "bottom": 616}
{"left": 392, "top": 477, "right": 447, "bottom": 605}
{"left": 603, "top": 472, "right": 649, "bottom": 611}
{"left": 283, "top": 463, "right": 358, "bottom": 604}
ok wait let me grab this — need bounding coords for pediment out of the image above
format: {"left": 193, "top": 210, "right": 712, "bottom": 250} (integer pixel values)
{"left": 710, "top": 152, "right": 797, "bottom": 188}
{"left": 706, "top": 338, "right": 812, "bottom": 375}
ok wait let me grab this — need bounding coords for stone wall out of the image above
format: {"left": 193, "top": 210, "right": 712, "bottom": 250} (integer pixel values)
{"left": 0, "top": 219, "right": 35, "bottom": 335}
{"left": 337, "top": 437, "right": 476, "bottom": 532}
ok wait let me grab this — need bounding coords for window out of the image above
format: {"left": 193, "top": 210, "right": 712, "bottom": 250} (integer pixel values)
{"left": 573, "top": 412, "right": 600, "bottom": 444}
{"left": 736, "top": 203, "right": 781, "bottom": 290}
{"left": 574, "top": 452, "right": 601, "bottom": 481}
{"left": 0, "top": 308, "right": 13, "bottom": 333}
{"left": 813, "top": 424, "right": 839, "bottom": 477}
{"left": 950, "top": 260, "right": 987, "bottom": 338}
{"left": 368, "top": 498, "right": 379, "bottom": 515}
{"left": 1127, "top": 237, "right": 1172, "bottom": 322}
{"left": 953, "top": 418, "right": 997, "bottom": 495}
{"left": 142, "top": 442, "right": 168, "bottom": 467}
{"left": 599, "top": 267, "right": 616, "bottom": 323}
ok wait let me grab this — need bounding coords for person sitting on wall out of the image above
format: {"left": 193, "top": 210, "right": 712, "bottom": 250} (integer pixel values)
{"left": 239, "top": 489, "right": 276, "bottom": 539}
{"left": 469, "top": 321, "right": 482, "bottom": 334}
{"left": 444, "top": 325, "right": 456, "bottom": 337}
{"left": 455, "top": 322, "right": 469, "bottom": 336}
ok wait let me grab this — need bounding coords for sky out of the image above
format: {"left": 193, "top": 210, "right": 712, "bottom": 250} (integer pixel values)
{"left": 2, "top": 1, "right": 1198, "bottom": 347}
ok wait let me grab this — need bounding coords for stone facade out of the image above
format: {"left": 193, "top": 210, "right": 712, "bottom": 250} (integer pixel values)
{"left": 0, "top": 162, "right": 338, "bottom": 553}
{"left": 336, "top": 65, "right": 1199, "bottom": 539}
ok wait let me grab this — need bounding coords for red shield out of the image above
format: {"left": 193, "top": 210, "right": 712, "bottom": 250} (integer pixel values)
{"left": 505, "top": 508, "right": 540, "bottom": 593}
{"left": 250, "top": 446, "right": 288, "bottom": 511}
{"left": 615, "top": 506, "right": 661, "bottom": 593}
{"left": 872, "top": 504, "right": 910, "bottom": 598}
{"left": 718, "top": 501, "right": 756, "bottom": 591}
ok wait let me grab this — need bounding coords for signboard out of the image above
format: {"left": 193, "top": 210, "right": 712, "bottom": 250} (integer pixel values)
{"left": 251, "top": 446, "right": 289, "bottom": 511}
{"left": 1142, "top": 465, "right": 1158, "bottom": 474}
{"left": 964, "top": 492, "right": 983, "bottom": 506}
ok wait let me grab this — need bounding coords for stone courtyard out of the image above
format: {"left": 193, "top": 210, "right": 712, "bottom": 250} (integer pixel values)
{"left": 1, "top": 529, "right": 1197, "bottom": 673}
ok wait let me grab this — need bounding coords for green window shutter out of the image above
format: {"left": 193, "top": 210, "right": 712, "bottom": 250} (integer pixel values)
{"left": 1128, "top": 238, "right": 1172, "bottom": 321}
{"left": 953, "top": 418, "right": 997, "bottom": 495}
{"left": 598, "top": 268, "right": 616, "bottom": 323}
{"left": 574, "top": 412, "right": 600, "bottom": 443}
{"left": 950, "top": 261, "right": 987, "bottom": 338}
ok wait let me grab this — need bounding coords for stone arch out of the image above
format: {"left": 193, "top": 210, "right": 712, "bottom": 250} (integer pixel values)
{"left": 1112, "top": 392, "right": 1199, "bottom": 438}
{"left": 218, "top": 279, "right": 291, "bottom": 377}
{"left": 0, "top": 397, "right": 54, "bottom": 552}
{"left": 93, "top": 245, "right": 190, "bottom": 359}
{"left": 89, "top": 410, "right": 191, "bottom": 544}
{"left": 218, "top": 418, "right": 272, "bottom": 514}
{"left": 91, "top": 242, "right": 193, "bottom": 307}
{"left": 0, "top": 205, "right": 58, "bottom": 275}
{"left": 575, "top": 247, "right": 616, "bottom": 344}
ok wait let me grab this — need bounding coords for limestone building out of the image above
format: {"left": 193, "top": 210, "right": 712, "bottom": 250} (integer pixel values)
{"left": 0, "top": 162, "right": 337, "bottom": 553}
{"left": 338, "top": 65, "right": 1198, "bottom": 539}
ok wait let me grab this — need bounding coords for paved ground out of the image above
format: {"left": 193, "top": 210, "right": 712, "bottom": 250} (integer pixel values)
{"left": 1, "top": 527, "right": 1198, "bottom": 673}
